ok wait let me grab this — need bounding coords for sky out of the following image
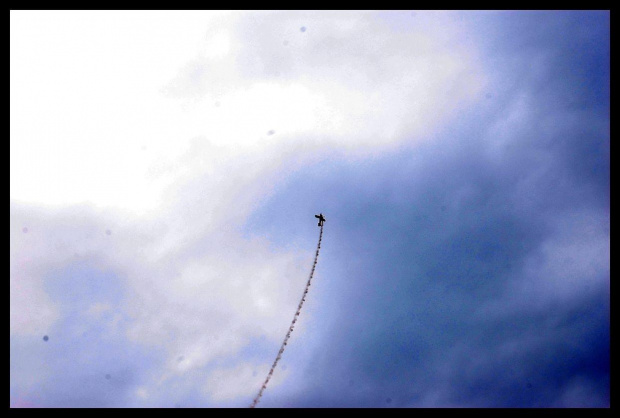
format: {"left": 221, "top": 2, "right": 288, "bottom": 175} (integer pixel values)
{"left": 10, "top": 10, "right": 609, "bottom": 408}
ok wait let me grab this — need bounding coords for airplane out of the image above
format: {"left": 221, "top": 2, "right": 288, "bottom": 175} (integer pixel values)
{"left": 315, "top": 213, "right": 326, "bottom": 227}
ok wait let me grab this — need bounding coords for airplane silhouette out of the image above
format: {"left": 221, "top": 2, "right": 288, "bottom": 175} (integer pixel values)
{"left": 315, "top": 213, "right": 326, "bottom": 227}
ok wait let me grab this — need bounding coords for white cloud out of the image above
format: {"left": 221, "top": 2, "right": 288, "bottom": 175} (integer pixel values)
{"left": 11, "top": 10, "right": 484, "bottom": 214}
{"left": 85, "top": 302, "right": 112, "bottom": 318}
{"left": 205, "top": 361, "right": 288, "bottom": 403}
{"left": 10, "top": 10, "right": 488, "bottom": 406}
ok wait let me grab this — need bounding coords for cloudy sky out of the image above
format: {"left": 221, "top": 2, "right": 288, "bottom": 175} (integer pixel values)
{"left": 10, "top": 10, "right": 609, "bottom": 408}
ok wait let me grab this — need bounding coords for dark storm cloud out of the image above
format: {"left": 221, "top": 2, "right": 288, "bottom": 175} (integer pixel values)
{"left": 244, "top": 11, "right": 608, "bottom": 407}
{"left": 474, "top": 11, "right": 609, "bottom": 206}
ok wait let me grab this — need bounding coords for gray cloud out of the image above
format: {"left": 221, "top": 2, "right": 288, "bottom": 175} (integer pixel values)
{"left": 243, "top": 11, "right": 609, "bottom": 408}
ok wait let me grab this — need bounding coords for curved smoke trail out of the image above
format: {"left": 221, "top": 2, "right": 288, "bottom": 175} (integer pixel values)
{"left": 249, "top": 224, "right": 324, "bottom": 408}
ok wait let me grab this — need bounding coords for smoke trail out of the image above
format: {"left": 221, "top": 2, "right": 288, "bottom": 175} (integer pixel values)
{"left": 249, "top": 224, "right": 324, "bottom": 408}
